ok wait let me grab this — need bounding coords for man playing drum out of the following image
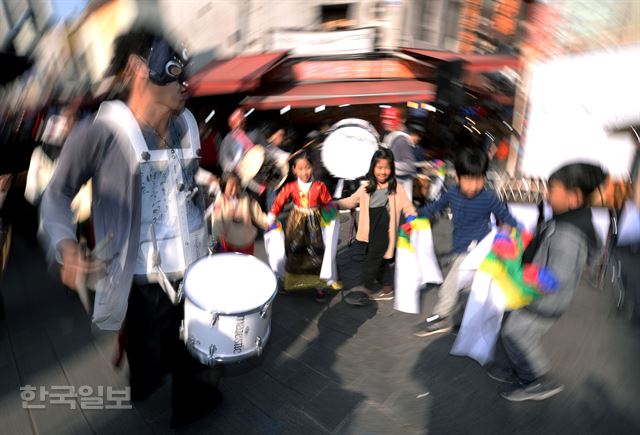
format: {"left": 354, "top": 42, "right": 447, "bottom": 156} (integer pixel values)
{"left": 39, "top": 27, "right": 221, "bottom": 428}
{"left": 219, "top": 108, "right": 269, "bottom": 195}
{"left": 380, "top": 107, "right": 423, "bottom": 203}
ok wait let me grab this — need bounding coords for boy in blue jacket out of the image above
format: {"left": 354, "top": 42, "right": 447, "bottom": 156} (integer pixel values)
{"left": 415, "top": 147, "right": 517, "bottom": 336}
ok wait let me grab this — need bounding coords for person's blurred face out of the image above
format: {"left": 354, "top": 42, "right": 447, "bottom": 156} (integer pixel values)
{"left": 410, "top": 132, "right": 423, "bottom": 145}
{"left": 381, "top": 116, "right": 395, "bottom": 132}
{"left": 150, "top": 79, "right": 188, "bottom": 114}
{"left": 225, "top": 176, "right": 239, "bottom": 197}
{"left": 373, "top": 158, "right": 392, "bottom": 186}
{"left": 269, "top": 129, "right": 285, "bottom": 147}
{"left": 547, "top": 180, "right": 582, "bottom": 215}
{"left": 293, "top": 158, "right": 313, "bottom": 183}
{"left": 133, "top": 56, "right": 188, "bottom": 114}
{"left": 458, "top": 175, "right": 485, "bottom": 198}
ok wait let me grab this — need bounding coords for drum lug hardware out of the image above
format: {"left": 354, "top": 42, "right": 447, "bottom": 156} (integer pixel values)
{"left": 259, "top": 302, "right": 270, "bottom": 318}
{"left": 210, "top": 312, "right": 219, "bottom": 327}
{"left": 177, "top": 281, "right": 184, "bottom": 304}
{"left": 255, "top": 336, "right": 263, "bottom": 357}
{"left": 179, "top": 321, "right": 184, "bottom": 339}
{"left": 187, "top": 337, "right": 200, "bottom": 352}
{"left": 208, "top": 344, "right": 217, "bottom": 358}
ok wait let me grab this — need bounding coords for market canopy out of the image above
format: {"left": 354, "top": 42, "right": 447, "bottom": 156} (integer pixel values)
{"left": 190, "top": 51, "right": 288, "bottom": 96}
{"left": 241, "top": 80, "right": 436, "bottom": 110}
{"left": 400, "top": 48, "right": 521, "bottom": 73}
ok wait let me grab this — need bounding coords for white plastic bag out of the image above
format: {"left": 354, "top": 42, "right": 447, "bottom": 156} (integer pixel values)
{"left": 450, "top": 270, "right": 507, "bottom": 366}
{"left": 263, "top": 226, "right": 286, "bottom": 278}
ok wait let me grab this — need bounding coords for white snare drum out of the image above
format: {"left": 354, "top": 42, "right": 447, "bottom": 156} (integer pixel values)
{"left": 237, "top": 145, "right": 266, "bottom": 184}
{"left": 237, "top": 145, "right": 288, "bottom": 190}
{"left": 181, "top": 253, "right": 277, "bottom": 365}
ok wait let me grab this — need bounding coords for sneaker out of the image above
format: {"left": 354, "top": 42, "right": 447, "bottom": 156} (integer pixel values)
{"left": 315, "top": 289, "right": 327, "bottom": 303}
{"left": 343, "top": 290, "right": 372, "bottom": 306}
{"left": 328, "top": 280, "right": 343, "bottom": 291}
{"left": 371, "top": 290, "right": 394, "bottom": 301}
{"left": 413, "top": 314, "right": 452, "bottom": 337}
{"left": 487, "top": 366, "right": 519, "bottom": 384}
{"left": 501, "top": 380, "right": 564, "bottom": 402}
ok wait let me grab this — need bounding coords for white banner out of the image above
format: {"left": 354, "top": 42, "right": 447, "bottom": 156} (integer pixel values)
{"left": 270, "top": 28, "right": 375, "bottom": 57}
{"left": 521, "top": 45, "right": 640, "bottom": 179}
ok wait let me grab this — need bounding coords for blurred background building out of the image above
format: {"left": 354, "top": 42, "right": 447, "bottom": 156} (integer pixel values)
{"left": 2, "top": 0, "right": 637, "bottom": 105}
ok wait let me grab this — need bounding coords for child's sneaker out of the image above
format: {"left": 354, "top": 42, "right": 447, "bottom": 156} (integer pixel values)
{"left": 315, "top": 289, "right": 327, "bottom": 303}
{"left": 501, "top": 380, "right": 564, "bottom": 402}
{"left": 328, "top": 280, "right": 343, "bottom": 291}
{"left": 371, "top": 290, "right": 394, "bottom": 301}
{"left": 413, "top": 314, "right": 452, "bottom": 337}
{"left": 487, "top": 366, "right": 519, "bottom": 384}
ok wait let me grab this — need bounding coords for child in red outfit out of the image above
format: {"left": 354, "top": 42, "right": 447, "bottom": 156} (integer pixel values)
{"left": 268, "top": 151, "right": 333, "bottom": 301}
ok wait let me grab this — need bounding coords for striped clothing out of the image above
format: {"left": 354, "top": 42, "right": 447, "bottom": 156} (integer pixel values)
{"left": 419, "top": 186, "right": 517, "bottom": 253}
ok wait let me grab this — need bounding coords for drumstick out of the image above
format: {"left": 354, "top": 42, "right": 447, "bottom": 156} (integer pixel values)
{"left": 288, "top": 138, "right": 317, "bottom": 161}
{"left": 76, "top": 240, "right": 92, "bottom": 314}
{"left": 90, "top": 232, "right": 115, "bottom": 260}
{"left": 76, "top": 232, "right": 114, "bottom": 314}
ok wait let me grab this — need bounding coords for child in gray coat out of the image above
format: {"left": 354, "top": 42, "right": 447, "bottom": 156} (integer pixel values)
{"left": 488, "top": 162, "right": 606, "bottom": 401}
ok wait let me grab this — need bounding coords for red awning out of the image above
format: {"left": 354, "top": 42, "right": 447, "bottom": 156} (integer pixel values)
{"left": 241, "top": 80, "right": 436, "bottom": 110}
{"left": 401, "top": 48, "right": 520, "bottom": 73}
{"left": 190, "top": 51, "right": 288, "bottom": 96}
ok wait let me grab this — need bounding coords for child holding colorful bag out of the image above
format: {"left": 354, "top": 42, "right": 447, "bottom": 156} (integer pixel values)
{"left": 415, "top": 147, "right": 518, "bottom": 336}
{"left": 488, "top": 162, "right": 606, "bottom": 401}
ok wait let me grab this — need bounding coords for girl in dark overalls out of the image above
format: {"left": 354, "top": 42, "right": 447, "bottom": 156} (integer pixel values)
{"left": 338, "top": 149, "right": 416, "bottom": 300}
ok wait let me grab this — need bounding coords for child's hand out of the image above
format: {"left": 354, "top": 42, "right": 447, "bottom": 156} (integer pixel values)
{"left": 266, "top": 213, "right": 276, "bottom": 227}
{"left": 497, "top": 224, "right": 513, "bottom": 235}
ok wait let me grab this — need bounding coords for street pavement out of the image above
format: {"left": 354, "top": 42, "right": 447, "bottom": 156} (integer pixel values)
{"left": 1, "top": 212, "right": 639, "bottom": 435}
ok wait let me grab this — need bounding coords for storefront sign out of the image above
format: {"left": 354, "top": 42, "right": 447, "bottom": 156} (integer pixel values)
{"left": 270, "top": 28, "right": 375, "bottom": 57}
{"left": 264, "top": 58, "right": 432, "bottom": 83}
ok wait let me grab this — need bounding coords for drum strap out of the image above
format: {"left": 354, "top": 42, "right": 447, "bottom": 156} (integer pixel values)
{"left": 233, "top": 129, "right": 254, "bottom": 152}
{"left": 382, "top": 131, "right": 413, "bottom": 149}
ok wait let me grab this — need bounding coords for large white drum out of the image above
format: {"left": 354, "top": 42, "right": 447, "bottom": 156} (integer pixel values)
{"left": 322, "top": 118, "right": 379, "bottom": 180}
{"left": 181, "top": 253, "right": 277, "bottom": 365}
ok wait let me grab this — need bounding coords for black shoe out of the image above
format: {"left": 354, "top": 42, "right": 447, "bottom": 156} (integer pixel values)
{"left": 487, "top": 366, "right": 519, "bottom": 384}
{"left": 413, "top": 314, "right": 452, "bottom": 337}
{"left": 170, "top": 390, "right": 223, "bottom": 429}
{"left": 344, "top": 290, "right": 372, "bottom": 306}
{"left": 315, "top": 289, "right": 327, "bottom": 303}
{"left": 501, "top": 380, "right": 564, "bottom": 402}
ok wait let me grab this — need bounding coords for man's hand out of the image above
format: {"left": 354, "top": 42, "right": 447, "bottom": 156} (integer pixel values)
{"left": 0, "top": 174, "right": 12, "bottom": 192}
{"left": 58, "top": 239, "right": 105, "bottom": 291}
{"left": 208, "top": 175, "right": 220, "bottom": 197}
{"left": 0, "top": 174, "right": 12, "bottom": 209}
